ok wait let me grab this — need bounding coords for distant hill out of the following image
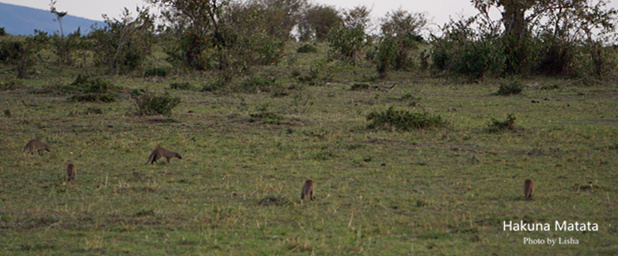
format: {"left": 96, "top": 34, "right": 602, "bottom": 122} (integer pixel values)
{"left": 0, "top": 2, "right": 104, "bottom": 36}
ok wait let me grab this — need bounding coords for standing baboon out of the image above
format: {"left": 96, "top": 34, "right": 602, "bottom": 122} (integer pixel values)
{"left": 23, "top": 139, "right": 50, "bottom": 155}
{"left": 146, "top": 147, "right": 182, "bottom": 164}
{"left": 524, "top": 179, "right": 535, "bottom": 200}
{"left": 67, "top": 163, "right": 76, "bottom": 182}
{"left": 301, "top": 179, "right": 315, "bottom": 200}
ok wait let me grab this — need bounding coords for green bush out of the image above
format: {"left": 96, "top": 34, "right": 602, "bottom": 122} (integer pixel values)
{"left": 0, "top": 31, "right": 48, "bottom": 78}
{"left": 0, "top": 41, "right": 22, "bottom": 63}
{"left": 486, "top": 114, "right": 516, "bottom": 133}
{"left": 328, "top": 25, "right": 367, "bottom": 63}
{"left": 131, "top": 90, "right": 181, "bottom": 116}
{"left": 62, "top": 75, "right": 118, "bottom": 102}
{"left": 89, "top": 8, "right": 154, "bottom": 74}
{"left": 431, "top": 17, "right": 504, "bottom": 81}
{"left": 367, "top": 106, "right": 446, "bottom": 131}
{"left": 496, "top": 80, "right": 523, "bottom": 95}
{"left": 297, "top": 44, "right": 318, "bottom": 53}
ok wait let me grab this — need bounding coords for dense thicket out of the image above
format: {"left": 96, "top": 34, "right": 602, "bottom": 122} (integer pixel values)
{"left": 0, "top": 0, "right": 615, "bottom": 80}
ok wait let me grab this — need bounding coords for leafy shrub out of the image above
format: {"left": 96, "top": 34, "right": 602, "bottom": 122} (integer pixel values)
{"left": 145, "top": 67, "right": 169, "bottom": 77}
{"left": 131, "top": 90, "right": 181, "bottom": 116}
{"left": 90, "top": 8, "right": 154, "bottom": 74}
{"left": 328, "top": 25, "right": 367, "bottom": 63}
{"left": 62, "top": 75, "right": 118, "bottom": 102}
{"left": 367, "top": 106, "right": 446, "bottom": 131}
{"left": 0, "top": 31, "right": 48, "bottom": 78}
{"left": 496, "top": 80, "right": 523, "bottom": 95}
{"left": 486, "top": 114, "right": 516, "bottom": 133}
{"left": 297, "top": 44, "right": 318, "bottom": 53}
{"left": 370, "top": 36, "right": 397, "bottom": 76}
{"left": 0, "top": 41, "right": 22, "bottom": 62}
{"left": 431, "top": 17, "right": 504, "bottom": 81}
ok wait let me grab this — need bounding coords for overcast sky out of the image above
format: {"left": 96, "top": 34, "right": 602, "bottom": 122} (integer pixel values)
{"left": 2, "top": 0, "right": 617, "bottom": 32}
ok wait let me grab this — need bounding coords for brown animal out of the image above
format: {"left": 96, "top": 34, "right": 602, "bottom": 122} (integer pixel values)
{"left": 23, "top": 139, "right": 50, "bottom": 155}
{"left": 67, "top": 163, "right": 76, "bottom": 182}
{"left": 146, "top": 147, "right": 182, "bottom": 164}
{"left": 524, "top": 179, "right": 535, "bottom": 200}
{"left": 300, "top": 179, "right": 315, "bottom": 200}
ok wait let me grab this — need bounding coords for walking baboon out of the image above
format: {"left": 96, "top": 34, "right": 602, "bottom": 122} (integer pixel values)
{"left": 524, "top": 179, "right": 535, "bottom": 200}
{"left": 146, "top": 147, "right": 182, "bottom": 164}
{"left": 301, "top": 179, "right": 315, "bottom": 200}
{"left": 67, "top": 163, "right": 76, "bottom": 182}
{"left": 23, "top": 139, "right": 50, "bottom": 155}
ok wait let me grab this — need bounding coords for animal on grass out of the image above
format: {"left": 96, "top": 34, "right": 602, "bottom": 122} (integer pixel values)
{"left": 524, "top": 179, "right": 535, "bottom": 200}
{"left": 66, "top": 163, "right": 76, "bottom": 182}
{"left": 146, "top": 147, "right": 182, "bottom": 164}
{"left": 23, "top": 139, "right": 50, "bottom": 155}
{"left": 301, "top": 179, "right": 315, "bottom": 200}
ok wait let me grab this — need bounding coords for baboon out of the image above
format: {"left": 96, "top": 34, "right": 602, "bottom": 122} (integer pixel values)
{"left": 301, "top": 179, "right": 315, "bottom": 200}
{"left": 67, "top": 163, "right": 76, "bottom": 182}
{"left": 524, "top": 179, "right": 535, "bottom": 200}
{"left": 23, "top": 139, "right": 50, "bottom": 155}
{"left": 146, "top": 147, "right": 182, "bottom": 164}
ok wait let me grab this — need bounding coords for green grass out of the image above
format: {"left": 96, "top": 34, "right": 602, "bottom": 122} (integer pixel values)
{"left": 0, "top": 41, "right": 616, "bottom": 255}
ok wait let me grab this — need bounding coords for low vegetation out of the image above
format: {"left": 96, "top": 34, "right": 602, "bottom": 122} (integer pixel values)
{"left": 61, "top": 75, "right": 118, "bottom": 102}
{"left": 486, "top": 114, "right": 517, "bottom": 133}
{"left": 131, "top": 89, "right": 181, "bottom": 116}
{"left": 366, "top": 106, "right": 446, "bottom": 131}
{"left": 0, "top": 0, "right": 616, "bottom": 254}
{"left": 496, "top": 80, "right": 523, "bottom": 96}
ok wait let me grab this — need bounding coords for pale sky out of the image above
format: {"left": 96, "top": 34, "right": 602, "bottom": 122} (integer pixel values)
{"left": 2, "top": 0, "right": 618, "bottom": 33}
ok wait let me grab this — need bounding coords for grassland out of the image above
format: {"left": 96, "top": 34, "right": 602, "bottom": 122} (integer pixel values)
{"left": 0, "top": 42, "right": 617, "bottom": 255}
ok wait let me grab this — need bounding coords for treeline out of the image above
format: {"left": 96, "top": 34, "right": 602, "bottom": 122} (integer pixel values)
{"left": 0, "top": 0, "right": 616, "bottom": 81}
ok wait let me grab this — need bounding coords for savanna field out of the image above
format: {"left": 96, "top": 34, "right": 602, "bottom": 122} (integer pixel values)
{"left": 0, "top": 39, "right": 616, "bottom": 255}
{"left": 7, "top": 0, "right": 618, "bottom": 247}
